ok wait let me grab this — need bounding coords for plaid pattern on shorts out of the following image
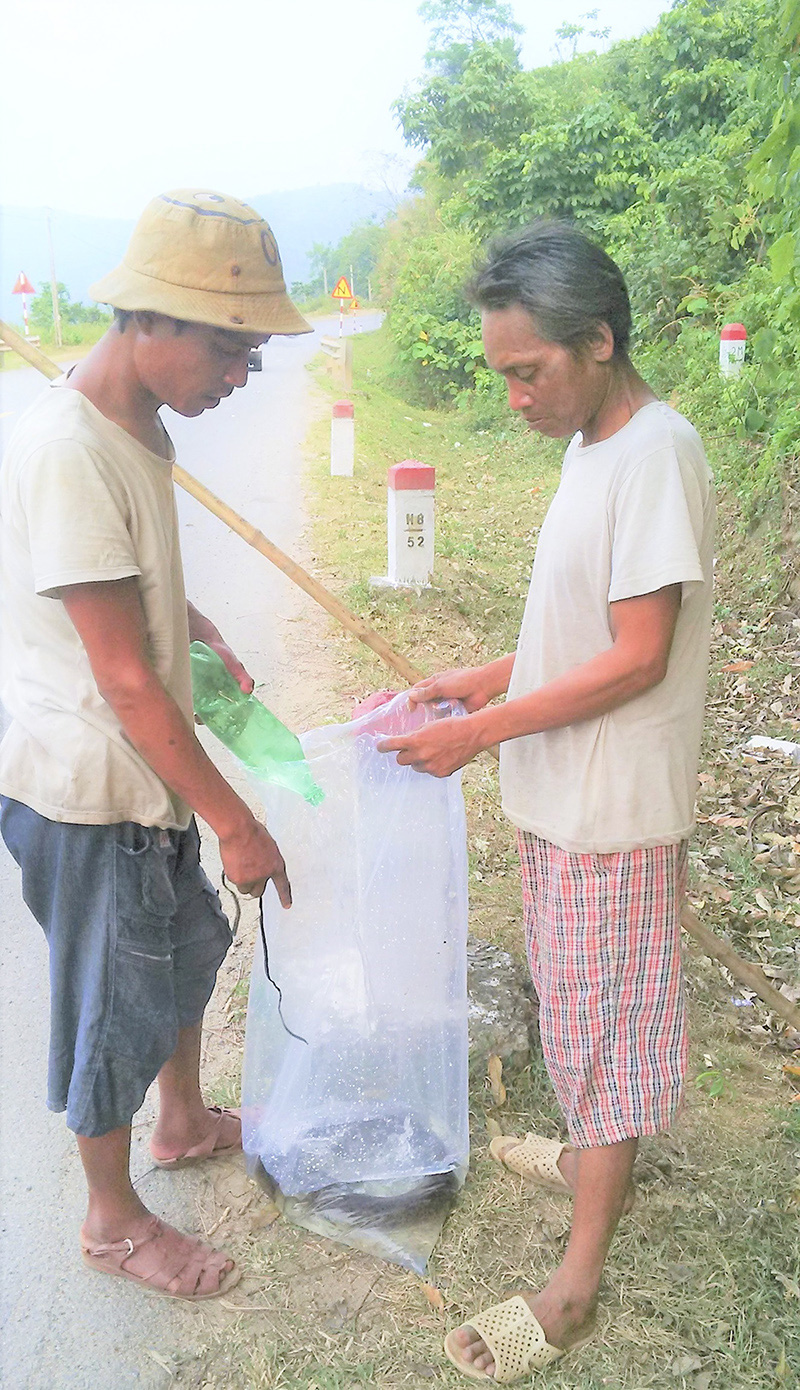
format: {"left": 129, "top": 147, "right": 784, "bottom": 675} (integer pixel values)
{"left": 518, "top": 832, "right": 688, "bottom": 1148}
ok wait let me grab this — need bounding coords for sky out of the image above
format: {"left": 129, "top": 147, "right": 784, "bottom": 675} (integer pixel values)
{"left": 2, "top": 0, "right": 671, "bottom": 219}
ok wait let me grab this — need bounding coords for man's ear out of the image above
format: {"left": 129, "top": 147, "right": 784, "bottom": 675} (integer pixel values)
{"left": 589, "top": 322, "right": 616, "bottom": 362}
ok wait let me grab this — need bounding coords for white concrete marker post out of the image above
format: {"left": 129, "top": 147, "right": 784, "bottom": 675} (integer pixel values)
{"left": 720, "top": 322, "right": 747, "bottom": 378}
{"left": 330, "top": 400, "right": 355, "bottom": 477}
{"left": 371, "top": 460, "right": 435, "bottom": 589}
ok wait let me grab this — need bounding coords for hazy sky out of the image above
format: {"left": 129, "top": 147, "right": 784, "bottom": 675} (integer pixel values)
{"left": 3, "top": 0, "right": 671, "bottom": 217}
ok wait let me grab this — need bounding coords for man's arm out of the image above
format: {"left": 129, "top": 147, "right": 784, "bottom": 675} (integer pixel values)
{"left": 379, "top": 585, "right": 682, "bottom": 777}
{"left": 60, "top": 577, "right": 291, "bottom": 905}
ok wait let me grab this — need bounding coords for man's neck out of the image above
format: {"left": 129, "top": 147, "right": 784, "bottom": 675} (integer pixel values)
{"left": 65, "top": 328, "right": 170, "bottom": 458}
{"left": 582, "top": 363, "right": 658, "bottom": 446}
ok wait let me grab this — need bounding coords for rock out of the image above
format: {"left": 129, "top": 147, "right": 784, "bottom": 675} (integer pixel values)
{"left": 467, "top": 937, "right": 539, "bottom": 1073}
{"left": 744, "top": 735, "right": 800, "bottom": 763}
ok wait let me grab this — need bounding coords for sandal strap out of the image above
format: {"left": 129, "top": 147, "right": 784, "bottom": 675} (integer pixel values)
{"left": 83, "top": 1215, "right": 162, "bottom": 1262}
{"left": 467, "top": 1297, "right": 564, "bottom": 1383}
{"left": 175, "top": 1106, "right": 241, "bottom": 1162}
{"left": 83, "top": 1216, "right": 230, "bottom": 1296}
{"left": 181, "top": 1106, "right": 227, "bottom": 1161}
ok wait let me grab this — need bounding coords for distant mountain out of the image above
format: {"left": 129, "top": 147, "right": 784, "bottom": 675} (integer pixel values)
{"left": 0, "top": 184, "right": 395, "bottom": 324}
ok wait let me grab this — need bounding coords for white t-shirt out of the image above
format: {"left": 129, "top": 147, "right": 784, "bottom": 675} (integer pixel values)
{"left": 500, "top": 401, "right": 715, "bottom": 854}
{"left": 0, "top": 382, "right": 193, "bottom": 829}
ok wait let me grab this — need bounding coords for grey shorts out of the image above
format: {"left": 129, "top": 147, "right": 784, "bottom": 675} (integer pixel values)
{"left": 0, "top": 799, "right": 232, "bottom": 1138}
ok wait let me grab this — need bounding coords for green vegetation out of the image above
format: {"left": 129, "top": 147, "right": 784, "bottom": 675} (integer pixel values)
{"left": 28, "top": 280, "right": 112, "bottom": 347}
{"left": 2, "top": 282, "right": 111, "bottom": 368}
{"left": 291, "top": 220, "right": 387, "bottom": 304}
{"left": 376, "top": 0, "right": 800, "bottom": 545}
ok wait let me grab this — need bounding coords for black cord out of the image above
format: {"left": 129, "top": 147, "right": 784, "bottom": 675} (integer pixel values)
{"left": 258, "top": 894, "right": 308, "bottom": 1046}
{"left": 221, "top": 873, "right": 307, "bottom": 1044}
{"left": 219, "top": 873, "right": 242, "bottom": 936}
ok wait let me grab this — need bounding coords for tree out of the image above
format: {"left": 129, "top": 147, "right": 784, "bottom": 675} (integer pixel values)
{"left": 385, "top": 0, "right": 785, "bottom": 402}
{"left": 419, "top": 0, "right": 521, "bottom": 73}
{"left": 749, "top": 0, "right": 800, "bottom": 295}
{"left": 553, "top": 9, "right": 610, "bottom": 62}
{"left": 395, "top": 42, "right": 533, "bottom": 177}
{"left": 30, "top": 282, "right": 109, "bottom": 330}
{"left": 291, "top": 221, "right": 389, "bottom": 302}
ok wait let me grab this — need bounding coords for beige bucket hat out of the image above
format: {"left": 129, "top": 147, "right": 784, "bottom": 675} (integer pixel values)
{"left": 90, "top": 189, "right": 311, "bottom": 337}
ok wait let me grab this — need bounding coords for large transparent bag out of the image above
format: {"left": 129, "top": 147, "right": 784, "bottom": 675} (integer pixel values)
{"left": 241, "top": 692, "right": 470, "bottom": 1271}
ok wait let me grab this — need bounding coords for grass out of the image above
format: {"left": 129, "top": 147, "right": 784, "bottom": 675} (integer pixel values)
{"left": 196, "top": 325, "right": 800, "bottom": 1389}
{"left": 0, "top": 322, "right": 107, "bottom": 370}
{"left": 193, "top": 1041, "right": 800, "bottom": 1387}
{"left": 306, "top": 325, "right": 563, "bottom": 682}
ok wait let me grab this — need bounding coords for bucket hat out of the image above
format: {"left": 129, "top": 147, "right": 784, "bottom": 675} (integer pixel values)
{"left": 90, "top": 189, "right": 311, "bottom": 337}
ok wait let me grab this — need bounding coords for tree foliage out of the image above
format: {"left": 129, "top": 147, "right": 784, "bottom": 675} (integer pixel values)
{"left": 30, "top": 282, "right": 109, "bottom": 330}
{"left": 291, "top": 221, "right": 387, "bottom": 303}
{"left": 419, "top": 0, "right": 521, "bottom": 74}
{"left": 380, "top": 0, "right": 800, "bottom": 495}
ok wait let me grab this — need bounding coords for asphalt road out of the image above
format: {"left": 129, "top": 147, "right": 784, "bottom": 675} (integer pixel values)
{"left": 0, "top": 314, "right": 379, "bottom": 1388}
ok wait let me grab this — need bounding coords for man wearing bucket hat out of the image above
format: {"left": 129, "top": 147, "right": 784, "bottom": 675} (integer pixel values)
{"left": 0, "top": 190, "right": 311, "bottom": 1300}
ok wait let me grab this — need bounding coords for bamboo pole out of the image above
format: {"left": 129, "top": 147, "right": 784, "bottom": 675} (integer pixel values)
{"left": 4, "top": 318, "right": 800, "bottom": 1034}
{"left": 0, "top": 317, "right": 62, "bottom": 379}
{"left": 172, "top": 465, "right": 423, "bottom": 686}
{"left": 680, "top": 905, "right": 800, "bottom": 1032}
{"left": 0, "top": 316, "right": 424, "bottom": 688}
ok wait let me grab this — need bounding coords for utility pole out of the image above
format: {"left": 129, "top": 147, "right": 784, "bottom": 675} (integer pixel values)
{"left": 350, "top": 262, "right": 356, "bottom": 298}
{"left": 323, "top": 266, "right": 328, "bottom": 296}
{"left": 46, "top": 211, "right": 63, "bottom": 348}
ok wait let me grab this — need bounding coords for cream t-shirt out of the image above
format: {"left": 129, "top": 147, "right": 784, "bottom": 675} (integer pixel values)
{"left": 500, "top": 401, "right": 715, "bottom": 854}
{"left": 0, "top": 382, "right": 193, "bottom": 829}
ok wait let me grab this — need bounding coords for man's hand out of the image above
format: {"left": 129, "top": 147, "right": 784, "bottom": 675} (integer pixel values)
{"left": 378, "top": 712, "right": 485, "bottom": 778}
{"left": 408, "top": 655, "right": 514, "bottom": 713}
{"left": 219, "top": 815, "right": 292, "bottom": 907}
{"left": 187, "top": 601, "right": 253, "bottom": 693}
{"left": 352, "top": 689, "right": 398, "bottom": 717}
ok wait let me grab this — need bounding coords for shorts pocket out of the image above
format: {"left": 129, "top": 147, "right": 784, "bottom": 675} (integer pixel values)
{"left": 115, "top": 824, "right": 178, "bottom": 924}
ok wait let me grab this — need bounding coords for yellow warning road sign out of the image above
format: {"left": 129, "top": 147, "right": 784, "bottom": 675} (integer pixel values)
{"left": 331, "top": 276, "right": 353, "bottom": 300}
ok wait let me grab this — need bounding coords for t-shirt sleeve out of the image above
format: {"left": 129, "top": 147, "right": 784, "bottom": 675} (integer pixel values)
{"left": 19, "top": 441, "right": 142, "bottom": 597}
{"left": 608, "top": 446, "right": 708, "bottom": 604}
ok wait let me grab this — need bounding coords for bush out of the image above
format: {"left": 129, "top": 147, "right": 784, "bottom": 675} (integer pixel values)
{"left": 384, "top": 223, "right": 484, "bottom": 405}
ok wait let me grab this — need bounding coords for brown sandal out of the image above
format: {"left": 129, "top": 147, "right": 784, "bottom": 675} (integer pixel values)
{"left": 81, "top": 1216, "right": 241, "bottom": 1300}
{"left": 151, "top": 1106, "right": 242, "bottom": 1169}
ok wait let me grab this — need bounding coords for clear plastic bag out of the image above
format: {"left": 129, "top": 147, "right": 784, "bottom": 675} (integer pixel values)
{"left": 241, "top": 692, "right": 470, "bottom": 1271}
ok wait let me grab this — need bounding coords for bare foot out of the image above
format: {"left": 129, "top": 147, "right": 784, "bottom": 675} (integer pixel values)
{"left": 449, "top": 1281, "right": 597, "bottom": 1378}
{"left": 150, "top": 1105, "right": 241, "bottom": 1165}
{"left": 81, "top": 1212, "right": 239, "bottom": 1299}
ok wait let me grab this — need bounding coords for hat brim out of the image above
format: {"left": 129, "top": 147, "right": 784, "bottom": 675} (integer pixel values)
{"left": 89, "top": 264, "right": 312, "bottom": 337}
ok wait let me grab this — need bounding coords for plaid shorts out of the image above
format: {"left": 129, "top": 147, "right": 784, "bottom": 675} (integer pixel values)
{"left": 518, "top": 831, "right": 688, "bottom": 1148}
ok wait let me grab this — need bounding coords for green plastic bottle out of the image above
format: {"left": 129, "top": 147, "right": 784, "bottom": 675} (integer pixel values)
{"left": 189, "top": 641, "right": 324, "bottom": 805}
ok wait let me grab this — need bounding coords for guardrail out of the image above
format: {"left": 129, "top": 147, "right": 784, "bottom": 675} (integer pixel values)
{"left": 320, "top": 335, "right": 353, "bottom": 391}
{"left": 1, "top": 335, "right": 41, "bottom": 352}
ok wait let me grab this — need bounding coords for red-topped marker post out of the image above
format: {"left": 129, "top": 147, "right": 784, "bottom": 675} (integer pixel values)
{"left": 11, "top": 272, "right": 35, "bottom": 338}
{"left": 331, "top": 399, "right": 355, "bottom": 477}
{"left": 372, "top": 460, "right": 435, "bottom": 589}
{"left": 720, "top": 322, "right": 747, "bottom": 378}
